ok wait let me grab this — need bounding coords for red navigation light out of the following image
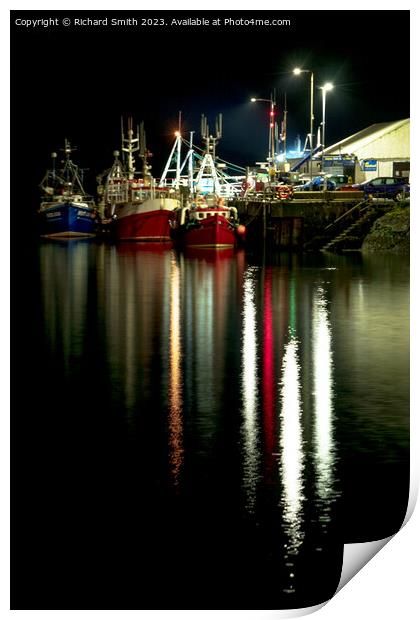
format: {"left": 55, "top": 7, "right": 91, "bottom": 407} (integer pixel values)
{"left": 270, "top": 111, "right": 274, "bottom": 117}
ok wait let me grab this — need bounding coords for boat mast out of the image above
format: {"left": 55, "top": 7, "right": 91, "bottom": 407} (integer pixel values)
{"left": 51, "top": 151, "right": 57, "bottom": 182}
{"left": 61, "top": 139, "right": 87, "bottom": 196}
{"left": 187, "top": 131, "right": 194, "bottom": 193}
{"left": 175, "top": 130, "right": 196, "bottom": 191}
{"left": 159, "top": 134, "right": 182, "bottom": 189}
{"left": 40, "top": 150, "right": 59, "bottom": 196}
{"left": 62, "top": 139, "right": 74, "bottom": 196}
{"left": 194, "top": 114, "right": 223, "bottom": 196}
{"left": 283, "top": 93, "right": 288, "bottom": 161}
{"left": 121, "top": 117, "right": 139, "bottom": 180}
{"left": 159, "top": 112, "right": 184, "bottom": 189}
{"left": 176, "top": 111, "right": 182, "bottom": 186}
{"left": 177, "top": 132, "right": 196, "bottom": 192}
{"left": 139, "top": 121, "right": 153, "bottom": 185}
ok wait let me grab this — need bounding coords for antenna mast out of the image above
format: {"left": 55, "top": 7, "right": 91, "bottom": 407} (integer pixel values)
{"left": 282, "top": 93, "right": 288, "bottom": 160}
{"left": 121, "top": 117, "right": 140, "bottom": 180}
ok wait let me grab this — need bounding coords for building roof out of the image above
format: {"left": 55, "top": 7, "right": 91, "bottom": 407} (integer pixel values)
{"left": 324, "top": 119, "right": 410, "bottom": 155}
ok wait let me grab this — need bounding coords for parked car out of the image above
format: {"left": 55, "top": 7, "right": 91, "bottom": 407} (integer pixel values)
{"left": 352, "top": 177, "right": 410, "bottom": 201}
{"left": 294, "top": 175, "right": 336, "bottom": 191}
{"left": 326, "top": 174, "right": 349, "bottom": 189}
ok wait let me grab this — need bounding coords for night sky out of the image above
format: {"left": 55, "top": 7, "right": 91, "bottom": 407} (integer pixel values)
{"left": 11, "top": 10, "right": 410, "bottom": 198}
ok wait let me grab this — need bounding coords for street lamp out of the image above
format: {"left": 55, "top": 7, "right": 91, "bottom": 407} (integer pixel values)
{"left": 250, "top": 96, "right": 276, "bottom": 171}
{"left": 320, "top": 82, "right": 334, "bottom": 172}
{"left": 293, "top": 67, "right": 314, "bottom": 179}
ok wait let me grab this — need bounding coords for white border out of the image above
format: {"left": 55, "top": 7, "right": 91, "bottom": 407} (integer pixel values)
{"left": 3, "top": 2, "right": 418, "bottom": 619}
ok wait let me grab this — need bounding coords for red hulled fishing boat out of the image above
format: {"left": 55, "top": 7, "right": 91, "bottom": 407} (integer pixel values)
{"left": 173, "top": 196, "right": 245, "bottom": 248}
{"left": 170, "top": 114, "right": 246, "bottom": 248}
{"left": 98, "top": 119, "right": 180, "bottom": 242}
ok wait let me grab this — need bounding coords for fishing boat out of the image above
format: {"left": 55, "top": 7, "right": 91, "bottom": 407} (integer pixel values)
{"left": 39, "top": 140, "right": 97, "bottom": 238}
{"left": 170, "top": 114, "right": 246, "bottom": 248}
{"left": 173, "top": 195, "right": 245, "bottom": 248}
{"left": 97, "top": 119, "right": 180, "bottom": 242}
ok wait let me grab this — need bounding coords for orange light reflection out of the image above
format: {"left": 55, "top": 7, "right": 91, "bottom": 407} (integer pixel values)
{"left": 169, "top": 255, "right": 183, "bottom": 486}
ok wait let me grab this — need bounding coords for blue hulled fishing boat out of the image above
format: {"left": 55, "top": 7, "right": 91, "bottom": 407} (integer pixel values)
{"left": 39, "top": 140, "right": 98, "bottom": 237}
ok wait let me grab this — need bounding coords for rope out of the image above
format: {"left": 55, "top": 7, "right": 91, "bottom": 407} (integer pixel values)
{"left": 180, "top": 138, "right": 246, "bottom": 173}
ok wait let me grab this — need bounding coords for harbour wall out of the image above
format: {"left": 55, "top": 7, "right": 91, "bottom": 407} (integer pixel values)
{"left": 232, "top": 192, "right": 368, "bottom": 250}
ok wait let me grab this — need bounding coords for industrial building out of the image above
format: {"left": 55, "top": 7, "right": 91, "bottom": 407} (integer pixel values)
{"left": 322, "top": 118, "right": 410, "bottom": 183}
{"left": 289, "top": 119, "right": 410, "bottom": 183}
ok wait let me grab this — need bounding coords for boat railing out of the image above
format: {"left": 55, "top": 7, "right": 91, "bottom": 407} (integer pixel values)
{"left": 157, "top": 178, "right": 189, "bottom": 189}
{"left": 217, "top": 185, "right": 242, "bottom": 198}
{"left": 66, "top": 192, "right": 96, "bottom": 203}
{"left": 153, "top": 187, "right": 181, "bottom": 199}
{"left": 106, "top": 187, "right": 129, "bottom": 203}
{"left": 41, "top": 192, "right": 95, "bottom": 203}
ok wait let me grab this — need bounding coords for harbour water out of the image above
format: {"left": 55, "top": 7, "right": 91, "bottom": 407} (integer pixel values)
{"left": 13, "top": 241, "right": 409, "bottom": 609}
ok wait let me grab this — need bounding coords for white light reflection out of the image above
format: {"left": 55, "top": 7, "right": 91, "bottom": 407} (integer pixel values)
{"left": 313, "top": 286, "right": 336, "bottom": 520}
{"left": 241, "top": 268, "right": 259, "bottom": 513}
{"left": 168, "top": 255, "right": 183, "bottom": 486}
{"left": 279, "top": 331, "right": 305, "bottom": 558}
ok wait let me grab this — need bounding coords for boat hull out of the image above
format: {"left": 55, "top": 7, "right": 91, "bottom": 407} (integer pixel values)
{"left": 39, "top": 202, "right": 97, "bottom": 238}
{"left": 183, "top": 215, "right": 237, "bottom": 248}
{"left": 115, "top": 198, "right": 179, "bottom": 242}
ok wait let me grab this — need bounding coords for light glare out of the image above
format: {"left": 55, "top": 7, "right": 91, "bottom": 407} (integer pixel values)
{"left": 279, "top": 331, "right": 305, "bottom": 556}
{"left": 241, "top": 268, "right": 259, "bottom": 514}
{"left": 313, "top": 286, "right": 337, "bottom": 515}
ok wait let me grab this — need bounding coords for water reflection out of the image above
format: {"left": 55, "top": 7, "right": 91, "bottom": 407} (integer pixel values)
{"left": 168, "top": 254, "right": 183, "bottom": 486}
{"left": 262, "top": 268, "right": 276, "bottom": 479}
{"left": 184, "top": 254, "right": 216, "bottom": 418}
{"left": 35, "top": 242, "right": 409, "bottom": 607}
{"left": 180, "top": 248, "right": 242, "bottom": 486}
{"left": 40, "top": 240, "right": 89, "bottom": 372}
{"left": 279, "top": 329, "right": 305, "bottom": 566}
{"left": 103, "top": 244, "right": 171, "bottom": 413}
{"left": 241, "top": 267, "right": 260, "bottom": 513}
{"left": 312, "top": 286, "right": 336, "bottom": 525}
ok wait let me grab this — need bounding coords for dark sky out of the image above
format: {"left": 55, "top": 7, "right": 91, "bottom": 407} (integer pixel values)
{"left": 11, "top": 10, "right": 410, "bottom": 194}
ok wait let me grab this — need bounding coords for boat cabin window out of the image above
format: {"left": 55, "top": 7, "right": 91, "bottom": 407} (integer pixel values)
{"left": 194, "top": 211, "right": 230, "bottom": 219}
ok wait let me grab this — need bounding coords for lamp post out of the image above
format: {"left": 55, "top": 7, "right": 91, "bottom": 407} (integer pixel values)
{"left": 250, "top": 96, "right": 276, "bottom": 171}
{"left": 293, "top": 68, "right": 314, "bottom": 179}
{"left": 320, "top": 82, "right": 334, "bottom": 173}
